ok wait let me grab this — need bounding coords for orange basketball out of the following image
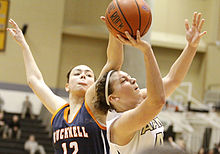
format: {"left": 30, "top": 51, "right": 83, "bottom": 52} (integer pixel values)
{"left": 105, "top": 0, "right": 152, "bottom": 39}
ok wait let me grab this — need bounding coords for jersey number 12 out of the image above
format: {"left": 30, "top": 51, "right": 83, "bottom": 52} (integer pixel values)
{"left": 62, "top": 142, "right": 78, "bottom": 154}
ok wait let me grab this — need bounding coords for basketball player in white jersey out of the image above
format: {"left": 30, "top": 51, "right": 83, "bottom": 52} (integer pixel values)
{"left": 102, "top": 12, "right": 206, "bottom": 153}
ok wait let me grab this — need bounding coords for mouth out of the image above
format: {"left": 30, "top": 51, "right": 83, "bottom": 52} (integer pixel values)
{"left": 78, "top": 82, "right": 88, "bottom": 86}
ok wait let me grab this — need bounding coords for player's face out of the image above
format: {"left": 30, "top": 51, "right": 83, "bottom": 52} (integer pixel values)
{"left": 66, "top": 65, "right": 95, "bottom": 96}
{"left": 109, "top": 71, "right": 142, "bottom": 111}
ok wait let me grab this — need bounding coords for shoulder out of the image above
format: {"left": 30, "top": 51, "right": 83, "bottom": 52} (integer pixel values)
{"left": 51, "top": 103, "right": 69, "bottom": 125}
{"left": 107, "top": 114, "right": 121, "bottom": 129}
{"left": 85, "top": 83, "right": 107, "bottom": 123}
{"left": 107, "top": 115, "right": 121, "bottom": 142}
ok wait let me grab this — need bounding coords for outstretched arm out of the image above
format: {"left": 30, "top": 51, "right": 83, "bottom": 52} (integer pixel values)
{"left": 85, "top": 17, "right": 123, "bottom": 107}
{"left": 97, "top": 16, "right": 124, "bottom": 79}
{"left": 111, "top": 31, "right": 165, "bottom": 145}
{"left": 163, "top": 12, "right": 206, "bottom": 97}
{"left": 7, "top": 19, "right": 66, "bottom": 114}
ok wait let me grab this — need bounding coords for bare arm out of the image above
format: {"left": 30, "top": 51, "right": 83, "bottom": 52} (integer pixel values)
{"left": 163, "top": 12, "right": 207, "bottom": 97}
{"left": 7, "top": 19, "right": 66, "bottom": 114}
{"left": 86, "top": 25, "right": 123, "bottom": 106}
{"left": 97, "top": 33, "right": 123, "bottom": 79}
{"left": 111, "top": 31, "right": 165, "bottom": 145}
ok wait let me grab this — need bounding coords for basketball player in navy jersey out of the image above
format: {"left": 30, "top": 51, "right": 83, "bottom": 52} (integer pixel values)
{"left": 7, "top": 18, "right": 123, "bottom": 154}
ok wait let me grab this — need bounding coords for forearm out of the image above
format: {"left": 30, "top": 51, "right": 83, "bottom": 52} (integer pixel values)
{"left": 142, "top": 47, "right": 165, "bottom": 102}
{"left": 106, "top": 33, "right": 123, "bottom": 70}
{"left": 20, "top": 41, "right": 43, "bottom": 82}
{"left": 163, "top": 11, "right": 207, "bottom": 98}
{"left": 166, "top": 43, "right": 197, "bottom": 84}
{"left": 97, "top": 33, "right": 123, "bottom": 79}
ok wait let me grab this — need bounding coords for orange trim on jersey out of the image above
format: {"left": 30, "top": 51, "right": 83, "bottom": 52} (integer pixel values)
{"left": 63, "top": 107, "right": 70, "bottom": 123}
{"left": 63, "top": 104, "right": 82, "bottom": 124}
{"left": 51, "top": 104, "right": 69, "bottom": 125}
{"left": 85, "top": 101, "right": 106, "bottom": 130}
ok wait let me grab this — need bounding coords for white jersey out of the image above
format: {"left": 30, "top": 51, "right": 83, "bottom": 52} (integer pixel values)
{"left": 107, "top": 116, "right": 164, "bottom": 154}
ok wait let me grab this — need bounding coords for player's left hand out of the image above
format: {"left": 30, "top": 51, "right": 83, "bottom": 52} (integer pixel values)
{"left": 117, "top": 30, "right": 151, "bottom": 51}
{"left": 185, "top": 12, "right": 207, "bottom": 48}
{"left": 7, "top": 19, "right": 26, "bottom": 47}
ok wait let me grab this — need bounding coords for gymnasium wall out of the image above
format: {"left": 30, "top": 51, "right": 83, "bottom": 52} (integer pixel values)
{"left": 57, "top": 35, "right": 108, "bottom": 88}
{"left": 153, "top": 47, "right": 206, "bottom": 101}
{"left": 60, "top": 0, "right": 220, "bottom": 102}
{"left": 0, "top": 88, "right": 42, "bottom": 114}
{"left": 0, "top": 0, "right": 219, "bottom": 114}
{"left": 152, "top": 0, "right": 220, "bottom": 100}
{"left": 0, "top": 0, "right": 65, "bottom": 87}
{"left": 57, "top": 0, "right": 111, "bottom": 88}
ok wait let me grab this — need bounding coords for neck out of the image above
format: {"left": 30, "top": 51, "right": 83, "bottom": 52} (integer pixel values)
{"left": 69, "top": 93, "right": 84, "bottom": 104}
{"left": 117, "top": 96, "right": 144, "bottom": 113}
{"left": 68, "top": 93, "right": 85, "bottom": 116}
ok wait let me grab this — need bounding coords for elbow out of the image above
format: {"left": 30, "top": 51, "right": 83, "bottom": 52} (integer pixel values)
{"left": 114, "top": 60, "right": 123, "bottom": 70}
{"left": 151, "top": 93, "right": 166, "bottom": 106}
{"left": 172, "top": 78, "right": 182, "bottom": 87}
{"left": 166, "top": 75, "right": 182, "bottom": 87}
{"left": 114, "top": 64, "right": 121, "bottom": 71}
{"left": 157, "top": 94, "right": 166, "bottom": 106}
{"left": 27, "top": 75, "right": 42, "bottom": 87}
{"left": 27, "top": 77, "right": 35, "bottom": 88}
{"left": 107, "top": 61, "right": 122, "bottom": 71}
{"left": 157, "top": 86, "right": 166, "bottom": 106}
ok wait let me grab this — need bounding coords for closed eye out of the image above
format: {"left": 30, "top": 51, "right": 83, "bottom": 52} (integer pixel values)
{"left": 120, "top": 78, "right": 127, "bottom": 83}
{"left": 87, "top": 74, "right": 92, "bottom": 77}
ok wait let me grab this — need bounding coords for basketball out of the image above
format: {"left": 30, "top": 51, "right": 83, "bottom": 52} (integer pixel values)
{"left": 105, "top": 0, "right": 152, "bottom": 39}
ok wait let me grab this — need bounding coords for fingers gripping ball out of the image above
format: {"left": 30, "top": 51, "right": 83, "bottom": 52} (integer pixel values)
{"left": 105, "top": 0, "right": 152, "bottom": 39}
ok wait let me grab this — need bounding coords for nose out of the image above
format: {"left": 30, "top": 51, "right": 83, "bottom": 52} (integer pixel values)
{"left": 80, "top": 73, "right": 86, "bottom": 79}
{"left": 130, "top": 78, "right": 136, "bottom": 84}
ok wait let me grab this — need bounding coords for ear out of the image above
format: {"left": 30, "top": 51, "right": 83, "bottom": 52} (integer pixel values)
{"left": 108, "top": 94, "right": 119, "bottom": 104}
{"left": 65, "top": 83, "right": 69, "bottom": 92}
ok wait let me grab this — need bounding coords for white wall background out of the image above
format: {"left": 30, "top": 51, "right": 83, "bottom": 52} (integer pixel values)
{"left": 0, "top": 89, "right": 42, "bottom": 115}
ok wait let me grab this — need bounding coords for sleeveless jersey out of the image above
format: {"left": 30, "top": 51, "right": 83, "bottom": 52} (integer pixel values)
{"left": 107, "top": 116, "right": 164, "bottom": 154}
{"left": 51, "top": 102, "right": 109, "bottom": 154}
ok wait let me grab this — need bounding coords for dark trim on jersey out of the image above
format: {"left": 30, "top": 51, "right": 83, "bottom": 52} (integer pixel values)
{"left": 85, "top": 101, "right": 107, "bottom": 130}
{"left": 63, "top": 103, "right": 83, "bottom": 124}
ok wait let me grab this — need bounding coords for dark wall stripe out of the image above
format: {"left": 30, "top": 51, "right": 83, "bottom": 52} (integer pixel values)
{"left": 0, "top": 82, "right": 68, "bottom": 97}
{"left": 0, "top": 82, "right": 32, "bottom": 92}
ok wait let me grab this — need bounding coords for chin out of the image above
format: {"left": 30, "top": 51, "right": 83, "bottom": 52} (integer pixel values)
{"left": 72, "top": 87, "right": 86, "bottom": 96}
{"left": 77, "top": 85, "right": 88, "bottom": 91}
{"left": 78, "top": 88, "right": 87, "bottom": 94}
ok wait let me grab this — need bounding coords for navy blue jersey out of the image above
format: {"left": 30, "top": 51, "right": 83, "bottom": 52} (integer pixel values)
{"left": 51, "top": 102, "right": 109, "bottom": 154}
